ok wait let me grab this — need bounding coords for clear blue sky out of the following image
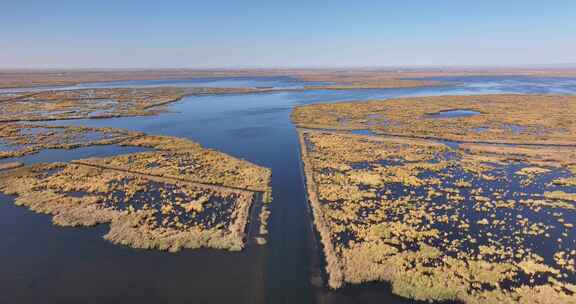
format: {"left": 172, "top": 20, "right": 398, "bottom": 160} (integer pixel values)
{"left": 2, "top": 0, "right": 575, "bottom": 68}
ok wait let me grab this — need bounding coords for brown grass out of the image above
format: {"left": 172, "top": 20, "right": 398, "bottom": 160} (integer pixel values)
{"left": 297, "top": 128, "right": 576, "bottom": 303}
{"left": 292, "top": 94, "right": 576, "bottom": 146}
{"left": 0, "top": 129, "right": 272, "bottom": 252}
{"left": 0, "top": 87, "right": 279, "bottom": 122}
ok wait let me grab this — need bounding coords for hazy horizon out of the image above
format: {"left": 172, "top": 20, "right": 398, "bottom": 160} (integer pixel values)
{"left": 2, "top": 1, "right": 575, "bottom": 69}
{"left": 2, "top": 63, "right": 576, "bottom": 72}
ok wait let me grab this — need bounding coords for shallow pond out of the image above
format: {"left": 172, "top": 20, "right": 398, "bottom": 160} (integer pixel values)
{"left": 426, "top": 109, "right": 481, "bottom": 119}
{"left": 1, "top": 76, "right": 576, "bottom": 303}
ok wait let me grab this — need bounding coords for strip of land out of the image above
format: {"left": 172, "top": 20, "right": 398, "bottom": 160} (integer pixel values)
{"left": 0, "top": 87, "right": 277, "bottom": 122}
{"left": 2, "top": 67, "right": 576, "bottom": 89}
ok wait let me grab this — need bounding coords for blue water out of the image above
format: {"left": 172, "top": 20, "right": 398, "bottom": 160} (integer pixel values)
{"left": 1, "top": 75, "right": 576, "bottom": 304}
{"left": 0, "top": 76, "right": 332, "bottom": 93}
{"left": 0, "top": 145, "right": 149, "bottom": 165}
{"left": 426, "top": 109, "right": 481, "bottom": 119}
{"left": 350, "top": 130, "right": 376, "bottom": 136}
{"left": 420, "top": 75, "right": 576, "bottom": 95}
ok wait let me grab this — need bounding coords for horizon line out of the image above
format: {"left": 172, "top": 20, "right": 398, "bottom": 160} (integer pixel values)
{"left": 2, "top": 63, "right": 576, "bottom": 72}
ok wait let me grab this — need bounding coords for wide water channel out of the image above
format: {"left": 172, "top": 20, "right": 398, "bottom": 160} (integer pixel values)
{"left": 1, "top": 76, "right": 576, "bottom": 303}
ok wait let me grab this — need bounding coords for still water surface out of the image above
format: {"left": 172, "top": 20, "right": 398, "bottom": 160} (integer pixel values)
{"left": 1, "top": 76, "right": 576, "bottom": 303}
{"left": 0, "top": 76, "right": 330, "bottom": 93}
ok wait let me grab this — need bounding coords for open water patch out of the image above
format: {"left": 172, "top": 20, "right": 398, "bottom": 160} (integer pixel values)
{"left": 425, "top": 109, "right": 481, "bottom": 119}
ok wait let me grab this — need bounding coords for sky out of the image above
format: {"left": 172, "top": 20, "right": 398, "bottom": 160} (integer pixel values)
{"left": 1, "top": 0, "right": 575, "bottom": 69}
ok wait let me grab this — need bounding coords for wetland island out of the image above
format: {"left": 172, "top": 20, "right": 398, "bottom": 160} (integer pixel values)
{"left": 293, "top": 94, "right": 576, "bottom": 303}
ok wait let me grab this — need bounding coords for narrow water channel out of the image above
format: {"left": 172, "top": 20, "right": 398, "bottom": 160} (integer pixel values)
{"left": 1, "top": 76, "right": 576, "bottom": 303}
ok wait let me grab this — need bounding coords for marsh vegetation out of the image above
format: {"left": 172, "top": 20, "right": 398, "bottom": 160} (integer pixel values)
{"left": 295, "top": 95, "right": 576, "bottom": 303}
{"left": 0, "top": 87, "right": 280, "bottom": 121}
{"left": 299, "top": 131, "right": 576, "bottom": 303}
{"left": 293, "top": 94, "right": 576, "bottom": 145}
{"left": 0, "top": 123, "right": 139, "bottom": 158}
{"left": 0, "top": 121, "right": 272, "bottom": 252}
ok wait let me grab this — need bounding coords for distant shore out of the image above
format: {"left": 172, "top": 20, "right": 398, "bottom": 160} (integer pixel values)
{"left": 2, "top": 67, "right": 576, "bottom": 89}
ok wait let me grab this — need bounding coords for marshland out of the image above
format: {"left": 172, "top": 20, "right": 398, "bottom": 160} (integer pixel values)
{"left": 298, "top": 130, "right": 575, "bottom": 303}
{"left": 1, "top": 72, "right": 576, "bottom": 303}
